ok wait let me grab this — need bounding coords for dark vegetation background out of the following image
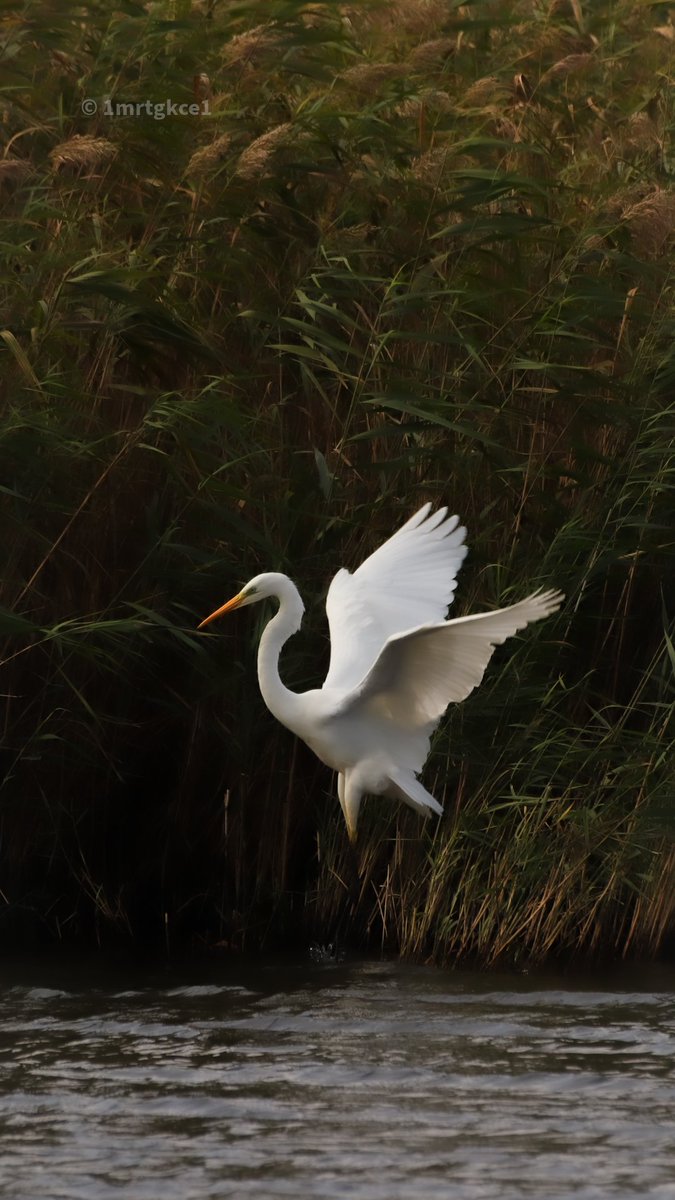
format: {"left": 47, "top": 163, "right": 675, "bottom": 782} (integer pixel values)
{"left": 1, "top": 0, "right": 673, "bottom": 963}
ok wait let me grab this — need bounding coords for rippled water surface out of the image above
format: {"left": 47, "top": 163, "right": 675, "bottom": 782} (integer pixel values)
{"left": 2, "top": 956, "right": 675, "bottom": 1198}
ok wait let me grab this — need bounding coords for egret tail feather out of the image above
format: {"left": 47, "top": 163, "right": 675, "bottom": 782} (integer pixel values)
{"left": 386, "top": 768, "right": 443, "bottom": 819}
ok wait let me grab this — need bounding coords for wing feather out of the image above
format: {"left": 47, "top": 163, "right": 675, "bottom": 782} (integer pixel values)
{"left": 324, "top": 504, "right": 468, "bottom": 692}
{"left": 336, "top": 588, "right": 564, "bottom": 728}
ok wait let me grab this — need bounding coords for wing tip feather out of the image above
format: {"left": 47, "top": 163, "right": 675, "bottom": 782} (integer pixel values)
{"left": 526, "top": 587, "right": 565, "bottom": 617}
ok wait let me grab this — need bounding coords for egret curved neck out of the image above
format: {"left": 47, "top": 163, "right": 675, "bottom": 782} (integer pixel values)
{"left": 256, "top": 590, "right": 305, "bottom": 733}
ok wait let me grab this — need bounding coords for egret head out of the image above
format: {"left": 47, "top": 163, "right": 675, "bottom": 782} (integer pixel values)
{"left": 198, "top": 572, "right": 302, "bottom": 630}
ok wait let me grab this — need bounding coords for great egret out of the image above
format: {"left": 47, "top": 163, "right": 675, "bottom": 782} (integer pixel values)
{"left": 198, "top": 505, "right": 563, "bottom": 841}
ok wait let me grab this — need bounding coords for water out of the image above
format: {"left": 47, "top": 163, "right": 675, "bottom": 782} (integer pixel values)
{"left": 2, "top": 956, "right": 675, "bottom": 1199}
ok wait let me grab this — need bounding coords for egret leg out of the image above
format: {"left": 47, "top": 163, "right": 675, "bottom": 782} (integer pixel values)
{"left": 337, "top": 772, "right": 346, "bottom": 822}
{"left": 343, "top": 771, "right": 363, "bottom": 844}
{"left": 337, "top": 778, "right": 363, "bottom": 949}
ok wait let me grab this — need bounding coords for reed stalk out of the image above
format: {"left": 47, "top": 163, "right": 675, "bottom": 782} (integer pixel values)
{"left": 0, "top": 0, "right": 673, "bottom": 961}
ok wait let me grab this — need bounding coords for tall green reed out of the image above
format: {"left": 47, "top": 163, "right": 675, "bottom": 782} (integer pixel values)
{"left": 0, "top": 0, "right": 673, "bottom": 958}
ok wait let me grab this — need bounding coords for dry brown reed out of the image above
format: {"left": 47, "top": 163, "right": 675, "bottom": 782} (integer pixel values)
{"left": 221, "top": 24, "right": 281, "bottom": 66}
{"left": 186, "top": 133, "right": 233, "bottom": 177}
{"left": 49, "top": 135, "right": 117, "bottom": 173}
{"left": 410, "top": 145, "right": 454, "bottom": 183}
{"left": 0, "top": 159, "right": 33, "bottom": 187}
{"left": 616, "top": 112, "right": 662, "bottom": 159}
{"left": 621, "top": 187, "right": 675, "bottom": 258}
{"left": 460, "top": 76, "right": 511, "bottom": 108}
{"left": 540, "top": 52, "right": 595, "bottom": 84}
{"left": 390, "top": 0, "right": 455, "bottom": 36}
{"left": 235, "top": 123, "right": 296, "bottom": 180}
{"left": 338, "top": 63, "right": 406, "bottom": 91}
{"left": 408, "top": 38, "right": 455, "bottom": 70}
{"left": 395, "top": 90, "right": 453, "bottom": 118}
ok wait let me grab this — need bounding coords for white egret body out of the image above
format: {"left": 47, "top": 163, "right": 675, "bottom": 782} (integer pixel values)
{"left": 199, "top": 505, "right": 563, "bottom": 840}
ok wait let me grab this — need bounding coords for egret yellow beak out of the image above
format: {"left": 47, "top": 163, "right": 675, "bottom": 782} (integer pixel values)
{"left": 197, "top": 591, "right": 246, "bottom": 630}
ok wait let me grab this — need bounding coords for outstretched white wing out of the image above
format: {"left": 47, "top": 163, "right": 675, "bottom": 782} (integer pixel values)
{"left": 323, "top": 504, "right": 468, "bottom": 693}
{"left": 334, "top": 589, "right": 564, "bottom": 738}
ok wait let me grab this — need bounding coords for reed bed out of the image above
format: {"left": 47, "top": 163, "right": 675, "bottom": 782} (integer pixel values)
{"left": 0, "top": 0, "right": 673, "bottom": 961}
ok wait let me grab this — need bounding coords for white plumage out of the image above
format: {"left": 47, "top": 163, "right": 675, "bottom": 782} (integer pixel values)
{"left": 324, "top": 505, "right": 467, "bottom": 692}
{"left": 198, "top": 504, "right": 563, "bottom": 840}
